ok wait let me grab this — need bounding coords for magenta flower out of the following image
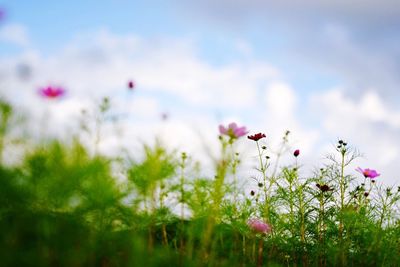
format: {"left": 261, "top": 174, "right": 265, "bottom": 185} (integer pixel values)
{"left": 356, "top": 167, "right": 380, "bottom": 179}
{"left": 293, "top": 149, "right": 300, "bottom": 157}
{"left": 247, "top": 218, "right": 272, "bottom": 234}
{"left": 219, "top": 122, "right": 248, "bottom": 139}
{"left": 38, "top": 85, "right": 65, "bottom": 99}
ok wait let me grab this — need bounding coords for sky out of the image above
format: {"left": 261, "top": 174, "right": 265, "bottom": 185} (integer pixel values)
{"left": 0, "top": 0, "right": 399, "bottom": 186}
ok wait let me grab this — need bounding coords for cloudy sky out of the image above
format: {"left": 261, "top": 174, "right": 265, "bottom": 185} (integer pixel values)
{"left": 0, "top": 0, "right": 399, "bottom": 185}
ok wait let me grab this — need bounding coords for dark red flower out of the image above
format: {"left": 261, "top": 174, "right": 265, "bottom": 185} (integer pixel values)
{"left": 293, "top": 149, "right": 300, "bottom": 157}
{"left": 247, "top": 133, "right": 266, "bottom": 141}
{"left": 128, "top": 80, "right": 135, "bottom": 90}
{"left": 316, "top": 183, "right": 332, "bottom": 193}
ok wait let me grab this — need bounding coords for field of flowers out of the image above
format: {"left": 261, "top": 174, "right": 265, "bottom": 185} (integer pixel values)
{"left": 0, "top": 87, "right": 399, "bottom": 267}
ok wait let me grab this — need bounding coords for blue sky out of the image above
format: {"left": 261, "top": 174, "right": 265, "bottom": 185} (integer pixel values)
{"left": 1, "top": 1, "right": 400, "bottom": 184}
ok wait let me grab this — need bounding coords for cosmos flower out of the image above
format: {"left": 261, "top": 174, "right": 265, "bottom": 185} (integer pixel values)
{"left": 316, "top": 183, "right": 333, "bottom": 193}
{"left": 293, "top": 149, "right": 300, "bottom": 157}
{"left": 38, "top": 85, "right": 65, "bottom": 99}
{"left": 356, "top": 167, "right": 380, "bottom": 179}
{"left": 247, "top": 218, "right": 272, "bottom": 234}
{"left": 219, "top": 122, "right": 248, "bottom": 139}
{"left": 128, "top": 80, "right": 135, "bottom": 90}
{"left": 247, "top": 133, "right": 266, "bottom": 142}
{"left": 161, "top": 112, "right": 169, "bottom": 121}
{"left": 0, "top": 8, "right": 5, "bottom": 22}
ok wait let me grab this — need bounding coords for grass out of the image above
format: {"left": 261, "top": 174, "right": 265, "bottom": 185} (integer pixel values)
{"left": 0, "top": 99, "right": 399, "bottom": 267}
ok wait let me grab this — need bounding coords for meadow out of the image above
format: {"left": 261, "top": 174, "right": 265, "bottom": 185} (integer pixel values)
{"left": 0, "top": 93, "right": 399, "bottom": 267}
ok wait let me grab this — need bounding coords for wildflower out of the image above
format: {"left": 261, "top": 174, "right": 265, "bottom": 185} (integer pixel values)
{"left": 128, "top": 80, "right": 135, "bottom": 89}
{"left": 250, "top": 190, "right": 255, "bottom": 196}
{"left": 316, "top": 183, "right": 332, "bottom": 193}
{"left": 38, "top": 85, "right": 65, "bottom": 99}
{"left": 219, "top": 122, "right": 248, "bottom": 139}
{"left": 356, "top": 167, "right": 380, "bottom": 179}
{"left": 247, "top": 218, "right": 272, "bottom": 234}
{"left": 247, "top": 133, "right": 266, "bottom": 141}
{"left": 161, "top": 112, "right": 169, "bottom": 121}
{"left": 0, "top": 8, "right": 5, "bottom": 22}
{"left": 364, "top": 192, "right": 369, "bottom": 197}
{"left": 293, "top": 149, "right": 300, "bottom": 157}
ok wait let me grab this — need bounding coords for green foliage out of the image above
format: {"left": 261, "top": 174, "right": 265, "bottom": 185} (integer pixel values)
{"left": 128, "top": 143, "right": 176, "bottom": 197}
{"left": 0, "top": 100, "right": 399, "bottom": 267}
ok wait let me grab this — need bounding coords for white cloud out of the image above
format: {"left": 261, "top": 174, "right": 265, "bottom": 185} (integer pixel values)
{"left": 1, "top": 29, "right": 279, "bottom": 110}
{"left": 1, "top": 28, "right": 399, "bottom": 187}
{"left": 0, "top": 23, "right": 30, "bottom": 47}
{"left": 0, "top": 29, "right": 279, "bottom": 165}
{"left": 314, "top": 89, "right": 400, "bottom": 131}
{"left": 312, "top": 88, "right": 400, "bottom": 185}
{"left": 265, "top": 82, "right": 296, "bottom": 119}
{"left": 178, "top": 1, "right": 400, "bottom": 107}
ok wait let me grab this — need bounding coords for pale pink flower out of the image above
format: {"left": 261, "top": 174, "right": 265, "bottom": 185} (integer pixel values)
{"left": 219, "top": 122, "right": 248, "bottom": 139}
{"left": 0, "top": 8, "right": 5, "bottom": 22}
{"left": 247, "top": 218, "right": 272, "bottom": 234}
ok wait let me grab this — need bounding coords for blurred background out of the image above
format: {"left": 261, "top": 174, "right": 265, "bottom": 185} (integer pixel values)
{"left": 0, "top": 0, "right": 399, "bottom": 184}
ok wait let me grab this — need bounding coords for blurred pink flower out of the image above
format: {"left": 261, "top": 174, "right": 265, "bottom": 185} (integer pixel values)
{"left": 0, "top": 8, "right": 5, "bottom": 22}
{"left": 38, "top": 85, "right": 65, "bottom": 99}
{"left": 219, "top": 122, "right": 248, "bottom": 139}
{"left": 356, "top": 167, "right": 380, "bottom": 179}
{"left": 294, "top": 149, "right": 300, "bottom": 157}
{"left": 247, "top": 218, "right": 272, "bottom": 234}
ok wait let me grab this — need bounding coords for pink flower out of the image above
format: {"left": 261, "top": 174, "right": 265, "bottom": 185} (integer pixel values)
{"left": 0, "top": 8, "right": 5, "bottom": 22}
{"left": 219, "top": 122, "right": 248, "bottom": 139}
{"left": 38, "top": 85, "right": 65, "bottom": 99}
{"left": 356, "top": 167, "right": 380, "bottom": 179}
{"left": 293, "top": 149, "right": 300, "bottom": 157}
{"left": 247, "top": 218, "right": 272, "bottom": 234}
